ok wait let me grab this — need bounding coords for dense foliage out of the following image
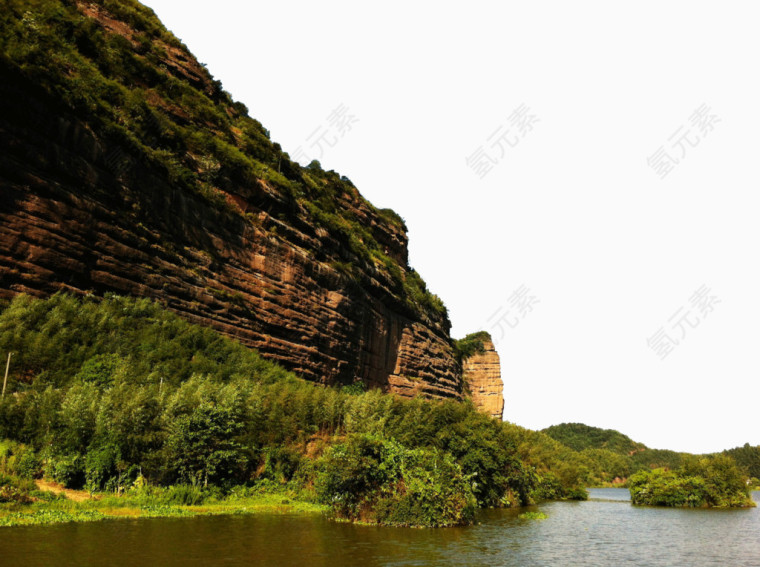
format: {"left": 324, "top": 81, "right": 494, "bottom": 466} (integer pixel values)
{"left": 627, "top": 448, "right": 684, "bottom": 474}
{"left": 504, "top": 423, "right": 609, "bottom": 494}
{"left": 315, "top": 434, "right": 477, "bottom": 527}
{"left": 723, "top": 443, "right": 760, "bottom": 482}
{"left": 542, "top": 423, "right": 646, "bottom": 455}
{"left": 541, "top": 422, "right": 687, "bottom": 484}
{"left": 629, "top": 455, "right": 755, "bottom": 508}
{"left": 0, "top": 295, "right": 587, "bottom": 526}
{"left": 0, "top": 0, "right": 446, "bottom": 324}
{"left": 452, "top": 331, "right": 489, "bottom": 365}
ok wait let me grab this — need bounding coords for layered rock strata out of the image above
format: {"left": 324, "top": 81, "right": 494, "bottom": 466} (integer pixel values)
{"left": 0, "top": 61, "right": 461, "bottom": 399}
{"left": 462, "top": 336, "right": 504, "bottom": 419}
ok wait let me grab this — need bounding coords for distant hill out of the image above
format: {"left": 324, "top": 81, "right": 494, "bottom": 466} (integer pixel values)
{"left": 542, "top": 423, "right": 647, "bottom": 455}
{"left": 542, "top": 423, "right": 702, "bottom": 479}
{"left": 723, "top": 444, "right": 760, "bottom": 480}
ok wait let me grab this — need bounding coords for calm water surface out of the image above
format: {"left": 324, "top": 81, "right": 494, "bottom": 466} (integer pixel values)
{"left": 1, "top": 489, "right": 758, "bottom": 566}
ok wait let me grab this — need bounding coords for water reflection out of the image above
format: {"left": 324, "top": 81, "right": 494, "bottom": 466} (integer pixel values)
{"left": 2, "top": 491, "right": 758, "bottom": 567}
{"left": 587, "top": 487, "right": 631, "bottom": 501}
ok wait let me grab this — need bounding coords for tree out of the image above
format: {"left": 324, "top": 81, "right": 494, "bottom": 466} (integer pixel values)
{"left": 163, "top": 401, "right": 247, "bottom": 486}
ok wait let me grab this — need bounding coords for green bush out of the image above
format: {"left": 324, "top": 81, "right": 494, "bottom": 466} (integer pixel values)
{"left": 530, "top": 472, "right": 564, "bottom": 501}
{"left": 564, "top": 487, "right": 590, "bottom": 500}
{"left": 261, "top": 447, "right": 302, "bottom": 483}
{"left": 629, "top": 469, "right": 706, "bottom": 507}
{"left": 316, "top": 434, "right": 476, "bottom": 527}
{"left": 340, "top": 382, "right": 366, "bottom": 396}
{"left": 162, "top": 398, "right": 248, "bottom": 487}
{"left": 452, "top": 331, "right": 489, "bottom": 365}
{"left": 85, "top": 444, "right": 121, "bottom": 491}
{"left": 0, "top": 440, "right": 41, "bottom": 479}
{"left": 47, "top": 454, "right": 86, "bottom": 489}
{"left": 316, "top": 434, "right": 400, "bottom": 519}
{"left": 0, "top": 473, "right": 35, "bottom": 504}
{"left": 374, "top": 448, "right": 476, "bottom": 527}
{"left": 14, "top": 448, "right": 41, "bottom": 480}
{"left": 76, "top": 354, "right": 125, "bottom": 387}
{"left": 28, "top": 489, "right": 64, "bottom": 502}
{"left": 163, "top": 484, "right": 207, "bottom": 506}
{"left": 630, "top": 456, "right": 755, "bottom": 508}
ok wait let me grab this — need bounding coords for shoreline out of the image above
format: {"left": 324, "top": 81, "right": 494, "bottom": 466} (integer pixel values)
{"left": 0, "top": 493, "right": 326, "bottom": 528}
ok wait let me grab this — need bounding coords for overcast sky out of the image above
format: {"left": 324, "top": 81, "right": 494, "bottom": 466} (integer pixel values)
{"left": 144, "top": 0, "right": 760, "bottom": 454}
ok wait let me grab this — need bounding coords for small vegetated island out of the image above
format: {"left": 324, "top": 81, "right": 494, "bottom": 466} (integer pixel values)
{"left": 629, "top": 456, "right": 756, "bottom": 508}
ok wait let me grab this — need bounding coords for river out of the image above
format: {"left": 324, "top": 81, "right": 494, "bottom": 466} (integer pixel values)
{"left": 1, "top": 489, "right": 758, "bottom": 566}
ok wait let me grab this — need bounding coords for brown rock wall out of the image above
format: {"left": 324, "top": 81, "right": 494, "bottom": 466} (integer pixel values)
{"left": 0, "top": 65, "right": 461, "bottom": 399}
{"left": 462, "top": 337, "right": 504, "bottom": 419}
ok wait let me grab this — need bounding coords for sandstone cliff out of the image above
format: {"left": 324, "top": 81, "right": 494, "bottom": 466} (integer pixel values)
{"left": 0, "top": 1, "right": 462, "bottom": 399}
{"left": 462, "top": 336, "right": 505, "bottom": 420}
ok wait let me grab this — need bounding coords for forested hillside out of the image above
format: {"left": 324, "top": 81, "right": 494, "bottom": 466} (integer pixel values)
{"left": 0, "top": 294, "right": 588, "bottom": 526}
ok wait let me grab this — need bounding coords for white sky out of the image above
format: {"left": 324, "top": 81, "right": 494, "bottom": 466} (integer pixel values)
{"left": 144, "top": 0, "right": 760, "bottom": 454}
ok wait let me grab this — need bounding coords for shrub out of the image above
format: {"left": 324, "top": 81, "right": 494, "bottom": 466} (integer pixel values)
{"left": 374, "top": 448, "right": 476, "bottom": 527}
{"left": 163, "top": 484, "right": 206, "bottom": 506}
{"left": 261, "top": 446, "right": 302, "bottom": 483}
{"left": 630, "top": 456, "right": 755, "bottom": 508}
{"left": 47, "top": 454, "right": 86, "bottom": 489}
{"left": 0, "top": 441, "right": 41, "bottom": 479}
{"left": 452, "top": 331, "right": 489, "bottom": 365}
{"left": 316, "top": 434, "right": 400, "bottom": 520}
{"left": 530, "top": 472, "right": 564, "bottom": 502}
{"left": 340, "top": 382, "right": 366, "bottom": 396}
{"left": 85, "top": 444, "right": 121, "bottom": 491}
{"left": 564, "top": 487, "right": 590, "bottom": 500}
{"left": 316, "top": 434, "right": 476, "bottom": 527}
{"left": 162, "top": 400, "right": 248, "bottom": 487}
{"left": 0, "top": 473, "right": 34, "bottom": 504}
{"left": 76, "top": 354, "right": 126, "bottom": 387}
{"left": 14, "top": 447, "right": 41, "bottom": 480}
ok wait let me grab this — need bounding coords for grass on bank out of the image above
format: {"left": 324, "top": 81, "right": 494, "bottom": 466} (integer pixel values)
{"left": 0, "top": 480, "right": 324, "bottom": 527}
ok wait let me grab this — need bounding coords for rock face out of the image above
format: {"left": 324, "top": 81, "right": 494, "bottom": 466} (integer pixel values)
{"left": 0, "top": 69, "right": 460, "bottom": 399}
{"left": 462, "top": 337, "right": 504, "bottom": 420}
{"left": 0, "top": 4, "right": 463, "bottom": 400}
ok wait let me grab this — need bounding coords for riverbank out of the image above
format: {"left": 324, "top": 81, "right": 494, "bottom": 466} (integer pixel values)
{"left": 0, "top": 488, "right": 326, "bottom": 527}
